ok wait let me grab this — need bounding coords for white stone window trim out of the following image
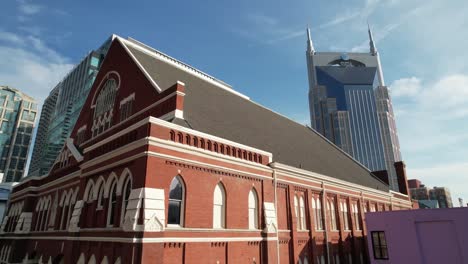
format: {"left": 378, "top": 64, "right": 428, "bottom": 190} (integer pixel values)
{"left": 167, "top": 175, "right": 185, "bottom": 228}
{"left": 119, "top": 93, "right": 135, "bottom": 106}
{"left": 120, "top": 174, "right": 133, "bottom": 226}
{"left": 248, "top": 188, "right": 259, "bottom": 230}
{"left": 106, "top": 181, "right": 118, "bottom": 227}
{"left": 213, "top": 183, "right": 226, "bottom": 229}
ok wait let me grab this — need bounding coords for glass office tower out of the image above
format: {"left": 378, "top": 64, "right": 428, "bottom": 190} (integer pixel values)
{"left": 306, "top": 27, "right": 402, "bottom": 191}
{"left": 0, "top": 86, "right": 37, "bottom": 182}
{"left": 28, "top": 36, "right": 114, "bottom": 177}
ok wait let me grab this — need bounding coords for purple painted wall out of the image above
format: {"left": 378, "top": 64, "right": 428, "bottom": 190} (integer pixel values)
{"left": 365, "top": 207, "right": 468, "bottom": 264}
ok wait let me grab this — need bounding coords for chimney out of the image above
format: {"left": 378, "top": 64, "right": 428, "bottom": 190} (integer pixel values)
{"left": 372, "top": 170, "right": 389, "bottom": 185}
{"left": 394, "top": 161, "right": 409, "bottom": 195}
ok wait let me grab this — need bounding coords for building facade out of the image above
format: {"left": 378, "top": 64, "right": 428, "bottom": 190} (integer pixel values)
{"left": 305, "top": 27, "right": 402, "bottom": 191}
{"left": 0, "top": 86, "right": 37, "bottom": 182}
{"left": 408, "top": 179, "right": 453, "bottom": 208}
{"left": 28, "top": 37, "right": 113, "bottom": 177}
{"left": 0, "top": 36, "right": 412, "bottom": 264}
{"left": 429, "top": 187, "right": 453, "bottom": 208}
{"left": 366, "top": 208, "right": 468, "bottom": 264}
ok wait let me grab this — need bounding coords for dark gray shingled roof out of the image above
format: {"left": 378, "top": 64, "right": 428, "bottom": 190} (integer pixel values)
{"left": 125, "top": 43, "right": 389, "bottom": 191}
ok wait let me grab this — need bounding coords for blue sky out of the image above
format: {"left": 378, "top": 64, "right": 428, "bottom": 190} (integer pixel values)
{"left": 1, "top": 0, "right": 467, "bottom": 204}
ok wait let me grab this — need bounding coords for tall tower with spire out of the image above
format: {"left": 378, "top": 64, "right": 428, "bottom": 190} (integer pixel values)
{"left": 305, "top": 26, "right": 402, "bottom": 191}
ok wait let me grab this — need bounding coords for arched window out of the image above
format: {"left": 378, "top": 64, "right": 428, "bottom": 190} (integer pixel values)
{"left": 299, "top": 197, "right": 306, "bottom": 230}
{"left": 88, "top": 254, "right": 96, "bottom": 264}
{"left": 226, "top": 146, "right": 231, "bottom": 156}
{"left": 60, "top": 192, "right": 70, "bottom": 230}
{"left": 67, "top": 192, "right": 77, "bottom": 229}
{"left": 177, "top": 133, "right": 183, "bottom": 143}
{"left": 312, "top": 197, "right": 323, "bottom": 230}
{"left": 248, "top": 189, "right": 259, "bottom": 229}
{"left": 77, "top": 253, "right": 85, "bottom": 264}
{"left": 97, "top": 184, "right": 105, "bottom": 209}
{"left": 328, "top": 199, "right": 338, "bottom": 230}
{"left": 185, "top": 135, "right": 191, "bottom": 145}
{"left": 213, "top": 183, "right": 226, "bottom": 229}
{"left": 193, "top": 136, "right": 198, "bottom": 147}
{"left": 93, "top": 78, "right": 117, "bottom": 137}
{"left": 207, "top": 141, "right": 212, "bottom": 150}
{"left": 120, "top": 176, "right": 132, "bottom": 225}
{"left": 101, "top": 256, "right": 109, "bottom": 264}
{"left": 341, "top": 200, "right": 350, "bottom": 230}
{"left": 168, "top": 176, "right": 185, "bottom": 226}
{"left": 170, "top": 131, "right": 175, "bottom": 141}
{"left": 107, "top": 181, "right": 118, "bottom": 227}
{"left": 294, "top": 196, "right": 299, "bottom": 229}
{"left": 353, "top": 203, "right": 361, "bottom": 230}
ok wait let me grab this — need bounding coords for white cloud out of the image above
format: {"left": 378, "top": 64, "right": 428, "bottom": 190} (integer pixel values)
{"left": 246, "top": 14, "right": 278, "bottom": 26}
{"left": 0, "top": 31, "right": 74, "bottom": 103}
{"left": 390, "top": 77, "right": 421, "bottom": 97}
{"left": 18, "top": 0, "right": 42, "bottom": 15}
{"left": 408, "top": 162, "right": 468, "bottom": 205}
{"left": 392, "top": 74, "right": 468, "bottom": 119}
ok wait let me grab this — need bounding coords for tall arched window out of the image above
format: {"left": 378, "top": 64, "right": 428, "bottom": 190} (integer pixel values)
{"left": 168, "top": 176, "right": 185, "bottom": 226}
{"left": 97, "top": 184, "right": 105, "bottom": 210}
{"left": 328, "top": 199, "right": 338, "bottom": 230}
{"left": 248, "top": 189, "right": 259, "bottom": 229}
{"left": 341, "top": 200, "right": 350, "bottom": 230}
{"left": 353, "top": 203, "right": 361, "bottom": 230}
{"left": 294, "top": 196, "right": 299, "bottom": 229}
{"left": 120, "top": 177, "right": 132, "bottom": 225}
{"left": 107, "top": 181, "right": 118, "bottom": 227}
{"left": 299, "top": 197, "right": 306, "bottom": 230}
{"left": 312, "top": 197, "right": 323, "bottom": 230}
{"left": 213, "top": 183, "right": 226, "bottom": 229}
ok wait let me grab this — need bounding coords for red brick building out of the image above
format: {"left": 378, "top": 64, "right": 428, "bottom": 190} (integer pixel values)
{"left": 0, "top": 36, "right": 412, "bottom": 264}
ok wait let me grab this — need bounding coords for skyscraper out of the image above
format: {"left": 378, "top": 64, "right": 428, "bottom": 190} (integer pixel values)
{"left": 306, "top": 26, "right": 402, "bottom": 191}
{"left": 0, "top": 86, "right": 37, "bottom": 182}
{"left": 28, "top": 36, "right": 113, "bottom": 177}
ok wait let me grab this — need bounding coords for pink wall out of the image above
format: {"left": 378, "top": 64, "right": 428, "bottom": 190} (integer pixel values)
{"left": 365, "top": 208, "right": 468, "bottom": 264}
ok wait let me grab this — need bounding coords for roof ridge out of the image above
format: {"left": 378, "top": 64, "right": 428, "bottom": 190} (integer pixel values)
{"left": 119, "top": 37, "right": 250, "bottom": 100}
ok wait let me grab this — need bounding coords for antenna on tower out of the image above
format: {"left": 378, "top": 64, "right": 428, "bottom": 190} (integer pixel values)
{"left": 306, "top": 25, "right": 315, "bottom": 53}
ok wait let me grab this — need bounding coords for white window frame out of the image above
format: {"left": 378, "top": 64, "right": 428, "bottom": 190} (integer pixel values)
{"left": 107, "top": 181, "right": 118, "bottom": 227}
{"left": 167, "top": 176, "right": 185, "bottom": 227}
{"left": 213, "top": 183, "right": 226, "bottom": 229}
{"left": 248, "top": 188, "right": 259, "bottom": 229}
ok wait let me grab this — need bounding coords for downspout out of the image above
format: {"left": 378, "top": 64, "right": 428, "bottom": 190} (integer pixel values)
{"left": 274, "top": 168, "right": 280, "bottom": 264}
{"left": 321, "top": 182, "right": 330, "bottom": 264}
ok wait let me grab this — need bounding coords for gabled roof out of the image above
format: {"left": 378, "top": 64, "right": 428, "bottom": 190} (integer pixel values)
{"left": 121, "top": 39, "right": 389, "bottom": 191}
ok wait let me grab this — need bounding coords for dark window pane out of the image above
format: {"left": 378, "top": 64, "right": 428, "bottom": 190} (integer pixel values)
{"left": 168, "top": 200, "right": 181, "bottom": 225}
{"left": 169, "top": 179, "right": 182, "bottom": 200}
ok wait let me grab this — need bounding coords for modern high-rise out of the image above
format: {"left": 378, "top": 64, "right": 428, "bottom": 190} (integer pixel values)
{"left": 306, "top": 26, "right": 402, "bottom": 191}
{"left": 0, "top": 86, "right": 37, "bottom": 182}
{"left": 28, "top": 36, "right": 113, "bottom": 176}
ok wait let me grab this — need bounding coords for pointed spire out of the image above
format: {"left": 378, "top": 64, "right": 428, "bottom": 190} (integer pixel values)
{"left": 368, "top": 22, "right": 377, "bottom": 55}
{"left": 306, "top": 26, "right": 315, "bottom": 53}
